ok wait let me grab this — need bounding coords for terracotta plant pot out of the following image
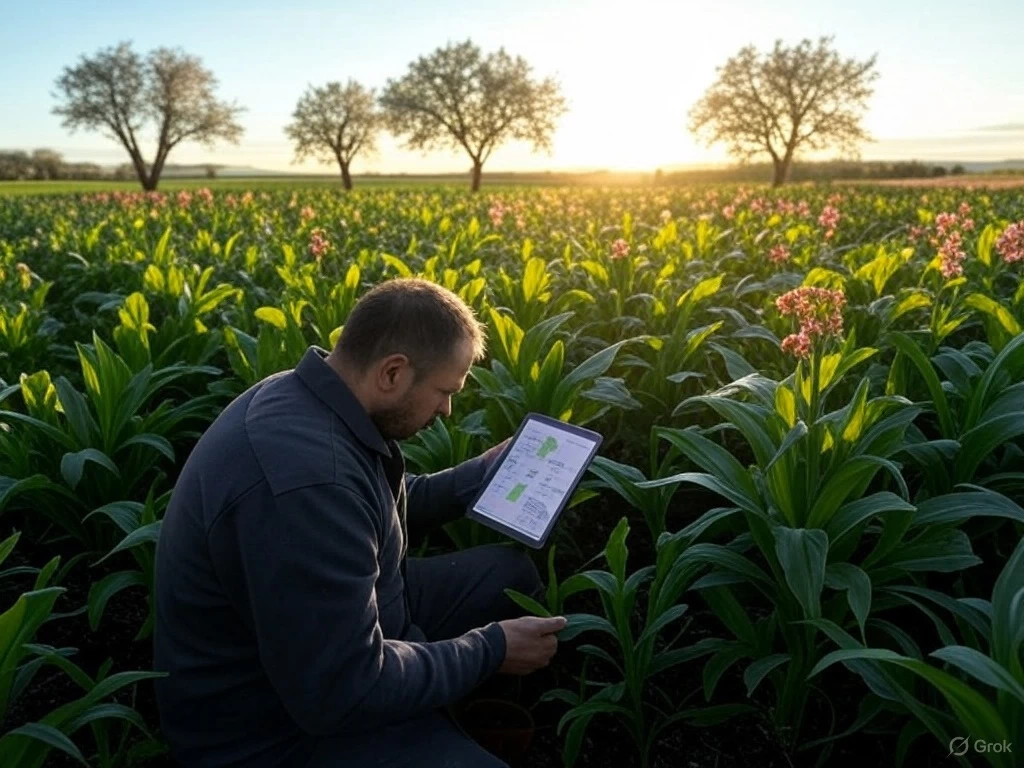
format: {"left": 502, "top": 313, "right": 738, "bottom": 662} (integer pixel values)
{"left": 460, "top": 698, "right": 536, "bottom": 763}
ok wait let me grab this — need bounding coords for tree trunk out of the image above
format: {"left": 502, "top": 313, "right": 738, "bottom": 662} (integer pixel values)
{"left": 471, "top": 161, "right": 483, "bottom": 193}
{"left": 772, "top": 157, "right": 790, "bottom": 187}
{"left": 773, "top": 146, "right": 796, "bottom": 188}
{"left": 128, "top": 151, "right": 151, "bottom": 191}
{"left": 340, "top": 160, "right": 353, "bottom": 191}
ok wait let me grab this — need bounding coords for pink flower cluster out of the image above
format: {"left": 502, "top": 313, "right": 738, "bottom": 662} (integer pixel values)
{"left": 768, "top": 244, "right": 790, "bottom": 264}
{"left": 928, "top": 208, "right": 975, "bottom": 279}
{"left": 996, "top": 221, "right": 1024, "bottom": 264}
{"left": 818, "top": 206, "right": 840, "bottom": 239}
{"left": 308, "top": 228, "right": 330, "bottom": 260}
{"left": 939, "top": 232, "right": 967, "bottom": 278}
{"left": 775, "top": 287, "right": 846, "bottom": 359}
{"left": 611, "top": 238, "right": 630, "bottom": 260}
{"left": 85, "top": 190, "right": 170, "bottom": 207}
{"left": 300, "top": 206, "right": 316, "bottom": 223}
{"left": 195, "top": 188, "right": 214, "bottom": 206}
{"left": 488, "top": 202, "right": 506, "bottom": 227}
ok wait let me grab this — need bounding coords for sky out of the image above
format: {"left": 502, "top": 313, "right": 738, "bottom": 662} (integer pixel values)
{"left": 1, "top": 0, "right": 1022, "bottom": 174}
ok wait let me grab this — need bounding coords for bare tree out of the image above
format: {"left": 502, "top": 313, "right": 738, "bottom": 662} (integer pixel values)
{"left": 53, "top": 42, "right": 244, "bottom": 190}
{"left": 285, "top": 80, "right": 379, "bottom": 190}
{"left": 689, "top": 37, "right": 878, "bottom": 187}
{"left": 380, "top": 40, "right": 566, "bottom": 191}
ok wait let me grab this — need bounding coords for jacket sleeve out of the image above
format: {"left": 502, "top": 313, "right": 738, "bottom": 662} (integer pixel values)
{"left": 404, "top": 456, "right": 488, "bottom": 542}
{"left": 210, "top": 480, "right": 506, "bottom": 736}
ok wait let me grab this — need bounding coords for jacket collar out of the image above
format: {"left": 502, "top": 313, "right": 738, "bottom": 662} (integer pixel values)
{"left": 294, "top": 346, "right": 392, "bottom": 458}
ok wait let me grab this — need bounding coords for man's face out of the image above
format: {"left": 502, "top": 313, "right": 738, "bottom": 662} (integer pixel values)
{"left": 370, "top": 338, "right": 475, "bottom": 442}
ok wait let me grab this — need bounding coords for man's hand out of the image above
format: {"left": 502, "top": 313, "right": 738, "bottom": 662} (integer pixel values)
{"left": 479, "top": 437, "right": 511, "bottom": 468}
{"left": 496, "top": 616, "right": 567, "bottom": 675}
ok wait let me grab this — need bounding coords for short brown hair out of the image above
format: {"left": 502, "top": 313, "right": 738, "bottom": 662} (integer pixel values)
{"left": 335, "top": 278, "right": 486, "bottom": 377}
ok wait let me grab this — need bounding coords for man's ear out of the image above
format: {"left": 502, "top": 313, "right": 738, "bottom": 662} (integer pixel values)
{"left": 376, "top": 353, "right": 412, "bottom": 392}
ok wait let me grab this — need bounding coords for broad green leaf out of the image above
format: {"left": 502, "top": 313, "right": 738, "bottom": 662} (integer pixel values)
{"left": 743, "top": 654, "right": 791, "bottom": 697}
{"left": 825, "top": 563, "right": 872, "bottom": 637}
{"left": 965, "top": 293, "right": 1022, "bottom": 337}
{"left": 0, "top": 722, "right": 88, "bottom": 765}
{"left": 254, "top": 306, "right": 287, "bottom": 330}
{"left": 774, "top": 527, "right": 828, "bottom": 618}
{"left": 88, "top": 571, "right": 146, "bottom": 631}
{"left": 60, "top": 449, "right": 120, "bottom": 490}
{"left": 930, "top": 646, "right": 1024, "bottom": 705}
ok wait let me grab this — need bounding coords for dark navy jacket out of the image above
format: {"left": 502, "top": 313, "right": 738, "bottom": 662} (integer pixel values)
{"left": 153, "top": 346, "right": 506, "bottom": 767}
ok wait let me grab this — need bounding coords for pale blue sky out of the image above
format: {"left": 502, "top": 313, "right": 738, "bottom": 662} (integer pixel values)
{"left": 1, "top": 0, "right": 1022, "bottom": 173}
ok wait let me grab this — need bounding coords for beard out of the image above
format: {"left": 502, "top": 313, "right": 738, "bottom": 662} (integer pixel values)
{"left": 371, "top": 402, "right": 432, "bottom": 442}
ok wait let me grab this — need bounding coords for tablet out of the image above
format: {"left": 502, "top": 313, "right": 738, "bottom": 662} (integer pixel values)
{"left": 467, "top": 413, "right": 603, "bottom": 549}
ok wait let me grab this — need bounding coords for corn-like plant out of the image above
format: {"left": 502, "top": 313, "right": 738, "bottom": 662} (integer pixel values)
{"left": 629, "top": 334, "right": 990, "bottom": 752}
{"left": 222, "top": 300, "right": 311, "bottom": 391}
{"left": 584, "top": 426, "right": 686, "bottom": 542}
{"left": 140, "top": 259, "right": 241, "bottom": 367}
{"left": 508, "top": 518, "right": 753, "bottom": 768}
{"left": 83, "top": 484, "right": 169, "bottom": 641}
{"left": 624, "top": 274, "right": 726, "bottom": 417}
{"left": 888, "top": 330, "right": 1024, "bottom": 495}
{"left": 470, "top": 309, "right": 639, "bottom": 435}
{"left": 0, "top": 531, "right": 165, "bottom": 768}
{"left": 0, "top": 336, "right": 218, "bottom": 549}
{"left": 490, "top": 252, "right": 594, "bottom": 329}
{"left": 810, "top": 501, "right": 1024, "bottom": 767}
{"left": 0, "top": 279, "right": 57, "bottom": 379}
{"left": 400, "top": 410, "right": 507, "bottom": 550}
{"left": 276, "top": 246, "right": 361, "bottom": 349}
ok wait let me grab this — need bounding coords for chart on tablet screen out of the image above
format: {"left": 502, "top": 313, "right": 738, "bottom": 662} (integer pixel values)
{"left": 474, "top": 420, "right": 597, "bottom": 538}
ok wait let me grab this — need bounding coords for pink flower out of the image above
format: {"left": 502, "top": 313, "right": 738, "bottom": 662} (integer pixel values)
{"left": 935, "top": 212, "right": 958, "bottom": 236}
{"left": 722, "top": 205, "right": 736, "bottom": 220}
{"left": 939, "top": 231, "right": 966, "bottom": 279}
{"left": 196, "top": 188, "right": 214, "bottom": 206}
{"left": 300, "top": 206, "right": 316, "bottom": 223}
{"left": 768, "top": 244, "right": 790, "bottom": 264}
{"left": 818, "top": 206, "right": 840, "bottom": 238}
{"left": 488, "top": 202, "right": 505, "bottom": 227}
{"left": 996, "top": 222, "right": 1024, "bottom": 264}
{"left": 958, "top": 202, "right": 972, "bottom": 217}
{"left": 750, "top": 198, "right": 767, "bottom": 214}
{"left": 611, "top": 238, "right": 630, "bottom": 260}
{"left": 781, "top": 332, "right": 812, "bottom": 359}
{"left": 176, "top": 190, "right": 193, "bottom": 207}
{"left": 797, "top": 200, "right": 811, "bottom": 218}
{"left": 775, "top": 286, "right": 846, "bottom": 357}
{"left": 308, "top": 228, "right": 331, "bottom": 260}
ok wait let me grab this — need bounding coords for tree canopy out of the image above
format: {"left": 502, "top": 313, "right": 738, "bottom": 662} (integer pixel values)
{"left": 53, "top": 42, "right": 244, "bottom": 190}
{"left": 285, "top": 80, "right": 380, "bottom": 190}
{"left": 380, "top": 40, "right": 566, "bottom": 191}
{"left": 689, "top": 37, "right": 878, "bottom": 186}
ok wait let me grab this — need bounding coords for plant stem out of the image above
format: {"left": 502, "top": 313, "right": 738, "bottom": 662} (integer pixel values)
{"left": 804, "top": 352, "right": 821, "bottom": 524}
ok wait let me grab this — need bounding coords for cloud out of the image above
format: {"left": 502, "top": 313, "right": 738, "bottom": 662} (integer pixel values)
{"left": 975, "top": 122, "right": 1024, "bottom": 132}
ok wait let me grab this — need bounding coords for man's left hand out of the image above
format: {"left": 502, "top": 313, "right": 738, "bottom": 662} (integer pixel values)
{"left": 479, "top": 437, "right": 511, "bottom": 468}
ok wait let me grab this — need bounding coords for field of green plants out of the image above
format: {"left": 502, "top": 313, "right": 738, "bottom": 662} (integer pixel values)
{"left": 1, "top": 183, "right": 1023, "bottom": 767}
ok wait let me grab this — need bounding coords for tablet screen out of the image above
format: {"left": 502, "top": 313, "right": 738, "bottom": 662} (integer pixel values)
{"left": 471, "top": 415, "right": 600, "bottom": 543}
